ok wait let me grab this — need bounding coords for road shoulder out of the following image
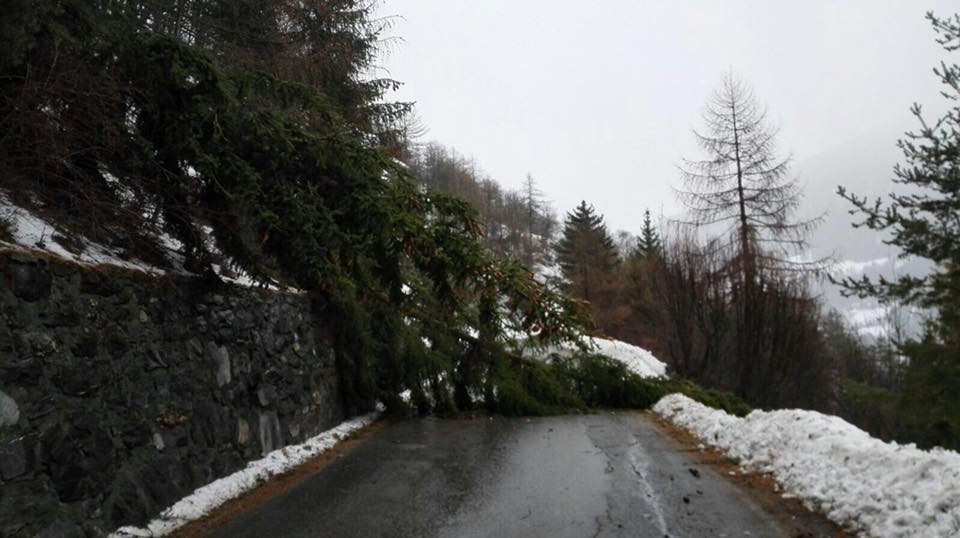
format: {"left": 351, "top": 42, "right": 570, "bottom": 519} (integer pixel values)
{"left": 169, "top": 421, "right": 385, "bottom": 538}
{"left": 644, "top": 411, "right": 849, "bottom": 538}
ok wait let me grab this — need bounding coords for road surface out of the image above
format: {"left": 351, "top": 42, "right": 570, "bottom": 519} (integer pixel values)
{"left": 208, "top": 413, "right": 831, "bottom": 537}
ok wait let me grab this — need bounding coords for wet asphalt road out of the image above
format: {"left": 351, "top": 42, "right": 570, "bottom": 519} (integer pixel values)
{"left": 209, "top": 413, "right": 790, "bottom": 538}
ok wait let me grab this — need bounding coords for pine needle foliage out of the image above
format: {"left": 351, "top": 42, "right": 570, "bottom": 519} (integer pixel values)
{"left": 0, "top": 0, "right": 751, "bottom": 419}
{"left": 632, "top": 209, "right": 661, "bottom": 261}
{"left": 0, "top": 0, "right": 598, "bottom": 415}
{"left": 836, "top": 12, "right": 960, "bottom": 449}
{"left": 551, "top": 354, "right": 751, "bottom": 417}
{"left": 556, "top": 201, "right": 619, "bottom": 304}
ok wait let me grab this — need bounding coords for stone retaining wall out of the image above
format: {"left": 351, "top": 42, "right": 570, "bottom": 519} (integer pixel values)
{"left": 0, "top": 252, "right": 343, "bottom": 537}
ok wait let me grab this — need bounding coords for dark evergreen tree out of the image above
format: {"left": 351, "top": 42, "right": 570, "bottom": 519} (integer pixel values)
{"left": 836, "top": 11, "right": 960, "bottom": 449}
{"left": 556, "top": 201, "right": 619, "bottom": 304}
{"left": 633, "top": 209, "right": 661, "bottom": 260}
{"left": 0, "top": 0, "right": 595, "bottom": 422}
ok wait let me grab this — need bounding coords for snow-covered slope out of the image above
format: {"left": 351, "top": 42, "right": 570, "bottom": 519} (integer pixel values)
{"left": 586, "top": 338, "right": 668, "bottom": 378}
{"left": 1, "top": 195, "right": 292, "bottom": 291}
{"left": 530, "top": 337, "right": 668, "bottom": 378}
{"left": 654, "top": 394, "right": 960, "bottom": 538}
{"left": 1, "top": 195, "right": 165, "bottom": 274}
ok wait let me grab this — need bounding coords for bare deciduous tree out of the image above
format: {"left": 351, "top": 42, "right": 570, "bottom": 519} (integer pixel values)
{"left": 667, "top": 73, "right": 831, "bottom": 406}
{"left": 676, "top": 72, "right": 822, "bottom": 274}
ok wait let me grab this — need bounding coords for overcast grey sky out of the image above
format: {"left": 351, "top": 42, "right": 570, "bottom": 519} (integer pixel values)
{"left": 375, "top": 1, "right": 955, "bottom": 234}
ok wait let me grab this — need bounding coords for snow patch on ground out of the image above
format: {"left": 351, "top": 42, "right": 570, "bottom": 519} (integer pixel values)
{"left": 109, "top": 411, "right": 379, "bottom": 537}
{"left": 1, "top": 195, "right": 166, "bottom": 274}
{"left": 530, "top": 337, "right": 668, "bottom": 378}
{"left": 531, "top": 260, "right": 562, "bottom": 284}
{"left": 586, "top": 338, "right": 668, "bottom": 378}
{"left": 653, "top": 393, "right": 960, "bottom": 538}
{"left": 1, "top": 195, "right": 303, "bottom": 293}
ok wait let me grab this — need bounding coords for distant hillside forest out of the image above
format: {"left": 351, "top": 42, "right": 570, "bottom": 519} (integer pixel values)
{"left": 405, "top": 143, "right": 558, "bottom": 271}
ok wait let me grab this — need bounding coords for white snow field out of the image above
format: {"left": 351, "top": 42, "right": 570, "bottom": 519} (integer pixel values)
{"left": 653, "top": 393, "right": 960, "bottom": 538}
{"left": 109, "top": 411, "right": 380, "bottom": 537}
{"left": 530, "top": 336, "right": 668, "bottom": 378}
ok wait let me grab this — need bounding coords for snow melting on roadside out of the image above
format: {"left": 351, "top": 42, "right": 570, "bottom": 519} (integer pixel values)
{"left": 530, "top": 337, "right": 667, "bottom": 378}
{"left": 109, "top": 411, "right": 380, "bottom": 537}
{"left": 653, "top": 393, "right": 960, "bottom": 538}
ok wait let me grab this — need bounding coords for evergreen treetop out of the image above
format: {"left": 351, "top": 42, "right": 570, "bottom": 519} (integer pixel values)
{"left": 633, "top": 209, "right": 661, "bottom": 260}
{"left": 556, "top": 201, "right": 618, "bottom": 302}
{"left": 838, "top": 11, "right": 960, "bottom": 316}
{"left": 836, "top": 11, "right": 960, "bottom": 450}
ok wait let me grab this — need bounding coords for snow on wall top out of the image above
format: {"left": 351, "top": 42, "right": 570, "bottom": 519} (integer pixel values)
{"left": 653, "top": 393, "right": 960, "bottom": 538}
{"left": 1, "top": 195, "right": 166, "bottom": 274}
{"left": 1, "top": 195, "right": 292, "bottom": 291}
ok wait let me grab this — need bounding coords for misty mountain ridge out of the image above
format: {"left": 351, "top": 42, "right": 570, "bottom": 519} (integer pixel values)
{"left": 795, "top": 123, "right": 930, "bottom": 337}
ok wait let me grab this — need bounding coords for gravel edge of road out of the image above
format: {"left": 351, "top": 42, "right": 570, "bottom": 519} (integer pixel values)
{"left": 643, "top": 411, "right": 851, "bottom": 538}
{"left": 167, "top": 421, "right": 387, "bottom": 538}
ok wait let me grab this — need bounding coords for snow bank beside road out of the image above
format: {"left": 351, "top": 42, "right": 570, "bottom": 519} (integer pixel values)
{"left": 653, "top": 393, "right": 960, "bottom": 538}
{"left": 110, "top": 411, "right": 379, "bottom": 537}
{"left": 531, "top": 337, "right": 667, "bottom": 378}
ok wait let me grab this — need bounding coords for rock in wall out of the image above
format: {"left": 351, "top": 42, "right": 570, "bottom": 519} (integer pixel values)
{"left": 0, "top": 252, "right": 343, "bottom": 537}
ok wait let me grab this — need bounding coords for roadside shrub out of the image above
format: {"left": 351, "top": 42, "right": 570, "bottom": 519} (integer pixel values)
{"left": 491, "top": 360, "right": 584, "bottom": 416}
{"left": 550, "top": 352, "right": 752, "bottom": 416}
{"left": 380, "top": 349, "right": 750, "bottom": 418}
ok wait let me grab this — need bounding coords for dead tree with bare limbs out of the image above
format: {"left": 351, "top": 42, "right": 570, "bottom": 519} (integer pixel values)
{"left": 676, "top": 72, "right": 821, "bottom": 275}
{"left": 673, "top": 73, "right": 830, "bottom": 407}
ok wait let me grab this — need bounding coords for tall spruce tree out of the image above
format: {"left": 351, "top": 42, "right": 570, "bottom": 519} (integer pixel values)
{"left": 633, "top": 209, "right": 661, "bottom": 260}
{"left": 556, "top": 201, "right": 619, "bottom": 303}
{"left": 837, "top": 11, "right": 960, "bottom": 449}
